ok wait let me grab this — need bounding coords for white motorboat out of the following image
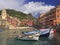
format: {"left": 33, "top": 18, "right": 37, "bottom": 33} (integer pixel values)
{"left": 16, "top": 33, "right": 40, "bottom": 41}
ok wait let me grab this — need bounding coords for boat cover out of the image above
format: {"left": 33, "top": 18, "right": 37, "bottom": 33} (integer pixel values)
{"left": 40, "top": 29, "right": 50, "bottom": 35}
{"left": 23, "top": 30, "right": 39, "bottom": 35}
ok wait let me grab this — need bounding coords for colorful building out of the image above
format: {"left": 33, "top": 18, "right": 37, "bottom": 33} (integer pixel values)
{"left": 1, "top": 9, "right": 21, "bottom": 27}
{"left": 20, "top": 19, "right": 33, "bottom": 27}
{"left": 7, "top": 16, "right": 21, "bottom": 27}
{"left": 1, "top": 9, "right": 33, "bottom": 27}
{"left": 40, "top": 4, "right": 60, "bottom": 26}
{"left": 39, "top": 13, "right": 46, "bottom": 25}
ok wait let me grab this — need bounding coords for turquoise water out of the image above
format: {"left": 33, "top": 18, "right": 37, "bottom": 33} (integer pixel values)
{"left": 0, "top": 30, "right": 56, "bottom": 45}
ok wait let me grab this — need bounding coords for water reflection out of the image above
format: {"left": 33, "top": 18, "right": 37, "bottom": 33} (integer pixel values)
{"left": 0, "top": 29, "right": 55, "bottom": 45}
{"left": 6, "top": 37, "right": 51, "bottom": 45}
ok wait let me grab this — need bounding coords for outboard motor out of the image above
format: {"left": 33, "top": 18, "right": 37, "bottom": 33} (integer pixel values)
{"left": 48, "top": 28, "right": 56, "bottom": 39}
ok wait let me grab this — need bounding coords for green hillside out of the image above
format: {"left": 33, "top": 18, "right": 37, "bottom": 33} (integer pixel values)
{"left": 0, "top": 9, "right": 35, "bottom": 20}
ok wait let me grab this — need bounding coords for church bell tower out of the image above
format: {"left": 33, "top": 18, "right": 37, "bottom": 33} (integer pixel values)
{"left": 2, "top": 9, "right": 7, "bottom": 20}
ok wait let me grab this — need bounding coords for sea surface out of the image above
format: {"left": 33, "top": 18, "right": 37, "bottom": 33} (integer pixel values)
{"left": 0, "top": 29, "right": 57, "bottom": 45}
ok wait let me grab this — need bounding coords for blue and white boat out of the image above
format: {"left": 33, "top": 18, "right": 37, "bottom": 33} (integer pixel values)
{"left": 16, "top": 34, "right": 40, "bottom": 41}
{"left": 39, "top": 29, "right": 50, "bottom": 37}
{"left": 0, "top": 29, "right": 3, "bottom": 32}
{"left": 22, "top": 29, "right": 50, "bottom": 37}
{"left": 39, "top": 28, "right": 55, "bottom": 39}
{"left": 16, "top": 29, "right": 54, "bottom": 41}
{"left": 23, "top": 30, "right": 39, "bottom": 35}
{"left": 16, "top": 31, "right": 40, "bottom": 41}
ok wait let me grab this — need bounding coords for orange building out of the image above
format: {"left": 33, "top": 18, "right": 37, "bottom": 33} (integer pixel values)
{"left": 39, "top": 13, "right": 46, "bottom": 25}
{"left": 40, "top": 4, "right": 60, "bottom": 26}
{"left": 7, "top": 16, "right": 21, "bottom": 27}
{"left": 20, "top": 19, "right": 33, "bottom": 27}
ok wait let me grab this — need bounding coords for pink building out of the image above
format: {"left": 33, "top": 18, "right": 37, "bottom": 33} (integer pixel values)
{"left": 20, "top": 20, "right": 33, "bottom": 26}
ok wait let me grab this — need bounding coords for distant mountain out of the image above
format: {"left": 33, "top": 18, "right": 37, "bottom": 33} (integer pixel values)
{"left": 0, "top": 9, "right": 35, "bottom": 20}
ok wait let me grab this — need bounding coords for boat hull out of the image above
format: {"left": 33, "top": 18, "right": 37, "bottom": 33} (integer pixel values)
{"left": 39, "top": 29, "right": 50, "bottom": 37}
{"left": 15, "top": 36, "right": 39, "bottom": 41}
{"left": 39, "top": 33, "right": 50, "bottom": 37}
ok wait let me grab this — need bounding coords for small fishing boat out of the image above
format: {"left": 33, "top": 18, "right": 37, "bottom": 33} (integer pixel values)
{"left": 16, "top": 32, "right": 40, "bottom": 41}
{"left": 15, "top": 32, "right": 40, "bottom": 41}
{"left": 39, "top": 28, "right": 55, "bottom": 39}
{"left": 22, "top": 30, "right": 40, "bottom": 35}
{"left": 40, "top": 29, "right": 50, "bottom": 37}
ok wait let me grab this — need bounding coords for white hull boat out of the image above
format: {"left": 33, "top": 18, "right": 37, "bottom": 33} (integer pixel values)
{"left": 16, "top": 36, "right": 39, "bottom": 41}
{"left": 16, "top": 33, "right": 40, "bottom": 41}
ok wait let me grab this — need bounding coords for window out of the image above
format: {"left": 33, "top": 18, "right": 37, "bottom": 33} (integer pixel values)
{"left": 57, "top": 15, "right": 59, "bottom": 17}
{"left": 57, "top": 10, "right": 60, "bottom": 13}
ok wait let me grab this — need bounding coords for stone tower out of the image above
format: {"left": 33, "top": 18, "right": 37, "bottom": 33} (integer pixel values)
{"left": 2, "top": 9, "right": 7, "bottom": 20}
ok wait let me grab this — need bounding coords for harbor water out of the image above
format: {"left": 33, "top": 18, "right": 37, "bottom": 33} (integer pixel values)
{"left": 0, "top": 29, "right": 57, "bottom": 45}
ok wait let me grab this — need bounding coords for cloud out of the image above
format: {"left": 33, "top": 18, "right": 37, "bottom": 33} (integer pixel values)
{"left": 20, "top": 1, "right": 55, "bottom": 17}
{"left": 0, "top": 0, "right": 25, "bottom": 10}
{"left": 0, "top": 0, "right": 55, "bottom": 18}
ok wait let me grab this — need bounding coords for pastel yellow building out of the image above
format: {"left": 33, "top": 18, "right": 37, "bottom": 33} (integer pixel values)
{"left": 2, "top": 9, "right": 7, "bottom": 20}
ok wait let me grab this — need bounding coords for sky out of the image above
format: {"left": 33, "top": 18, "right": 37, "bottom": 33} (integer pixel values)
{"left": 0, "top": 0, "right": 60, "bottom": 18}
